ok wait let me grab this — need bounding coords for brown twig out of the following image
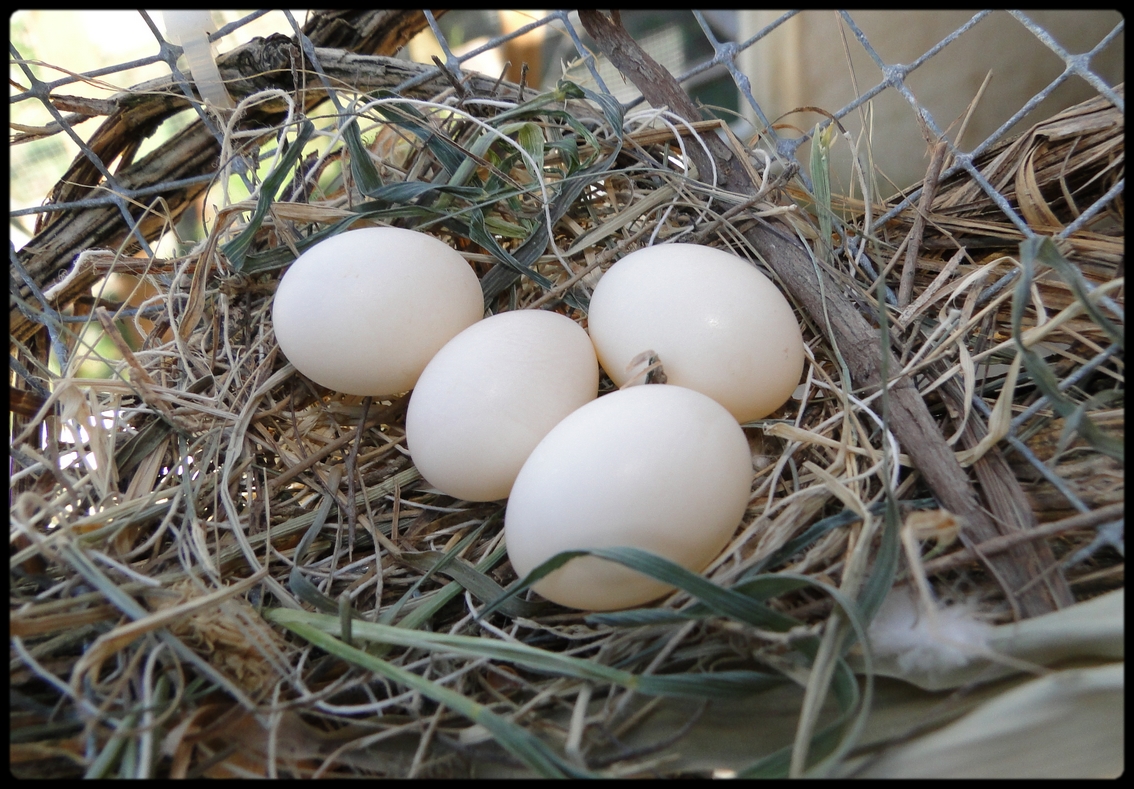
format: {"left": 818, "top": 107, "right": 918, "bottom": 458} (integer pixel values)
{"left": 920, "top": 501, "right": 1124, "bottom": 576}
{"left": 431, "top": 55, "right": 469, "bottom": 99}
{"left": 898, "top": 140, "right": 948, "bottom": 308}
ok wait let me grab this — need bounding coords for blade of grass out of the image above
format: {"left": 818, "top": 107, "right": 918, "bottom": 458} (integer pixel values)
{"left": 376, "top": 516, "right": 493, "bottom": 627}
{"left": 737, "top": 573, "right": 875, "bottom": 777}
{"left": 478, "top": 539, "right": 878, "bottom": 778}
{"left": 288, "top": 474, "right": 341, "bottom": 616}
{"left": 397, "top": 549, "right": 545, "bottom": 619}
{"left": 1024, "top": 236, "right": 1123, "bottom": 348}
{"left": 809, "top": 122, "right": 837, "bottom": 261}
{"left": 368, "top": 90, "right": 466, "bottom": 177}
{"left": 480, "top": 546, "right": 802, "bottom": 632}
{"left": 342, "top": 116, "right": 383, "bottom": 196}
{"left": 389, "top": 540, "right": 512, "bottom": 635}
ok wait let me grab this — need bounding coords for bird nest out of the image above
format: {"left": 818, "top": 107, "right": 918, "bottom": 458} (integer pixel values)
{"left": 10, "top": 14, "right": 1124, "bottom": 779}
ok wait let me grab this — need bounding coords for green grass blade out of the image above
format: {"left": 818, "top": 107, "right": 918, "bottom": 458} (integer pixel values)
{"left": 466, "top": 207, "right": 555, "bottom": 291}
{"left": 363, "top": 180, "right": 484, "bottom": 206}
{"left": 368, "top": 90, "right": 466, "bottom": 176}
{"left": 511, "top": 121, "right": 546, "bottom": 178}
{"left": 847, "top": 256, "right": 905, "bottom": 651}
{"left": 809, "top": 122, "right": 835, "bottom": 261}
{"left": 736, "top": 658, "right": 860, "bottom": 778}
{"left": 477, "top": 149, "right": 625, "bottom": 309}
{"left": 575, "top": 81, "right": 625, "bottom": 137}
{"left": 636, "top": 670, "right": 783, "bottom": 699}
{"left": 390, "top": 542, "right": 511, "bottom": 635}
{"left": 481, "top": 546, "right": 801, "bottom": 632}
{"left": 585, "top": 608, "right": 703, "bottom": 627}
{"left": 377, "top": 517, "right": 491, "bottom": 626}
{"left": 734, "top": 573, "right": 875, "bottom": 777}
{"left": 287, "top": 489, "right": 341, "bottom": 616}
{"left": 1023, "top": 236, "right": 1123, "bottom": 348}
{"left": 397, "top": 549, "right": 545, "bottom": 619}
{"left": 746, "top": 508, "right": 865, "bottom": 577}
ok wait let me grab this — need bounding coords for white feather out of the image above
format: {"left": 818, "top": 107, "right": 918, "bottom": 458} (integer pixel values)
{"left": 868, "top": 586, "right": 994, "bottom": 675}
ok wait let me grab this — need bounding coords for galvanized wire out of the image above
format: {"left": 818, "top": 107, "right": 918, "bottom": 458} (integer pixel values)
{"left": 10, "top": 10, "right": 1123, "bottom": 241}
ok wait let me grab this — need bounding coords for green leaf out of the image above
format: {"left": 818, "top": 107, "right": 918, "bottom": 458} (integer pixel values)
{"left": 1022, "top": 236, "right": 1122, "bottom": 349}
{"left": 585, "top": 608, "right": 703, "bottom": 627}
{"left": 738, "top": 658, "right": 863, "bottom": 778}
{"left": 397, "top": 549, "right": 545, "bottom": 619}
{"left": 511, "top": 121, "right": 546, "bottom": 180}
{"left": 745, "top": 508, "right": 865, "bottom": 577}
{"left": 848, "top": 491, "right": 901, "bottom": 654}
{"left": 377, "top": 518, "right": 492, "bottom": 627}
{"left": 363, "top": 180, "right": 483, "bottom": 206}
{"left": 479, "top": 150, "right": 620, "bottom": 312}
{"left": 368, "top": 90, "right": 466, "bottom": 177}
{"left": 547, "top": 137, "right": 579, "bottom": 173}
{"left": 809, "top": 122, "right": 835, "bottom": 261}
{"left": 446, "top": 127, "right": 501, "bottom": 189}
{"left": 238, "top": 214, "right": 362, "bottom": 274}
{"left": 576, "top": 81, "right": 625, "bottom": 133}
{"left": 288, "top": 489, "right": 341, "bottom": 616}
{"left": 587, "top": 575, "right": 817, "bottom": 633}
{"left": 466, "top": 207, "right": 555, "bottom": 291}
{"left": 736, "top": 574, "right": 875, "bottom": 777}
{"left": 481, "top": 214, "right": 530, "bottom": 239}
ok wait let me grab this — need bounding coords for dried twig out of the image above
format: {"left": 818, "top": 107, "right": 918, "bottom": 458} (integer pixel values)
{"left": 897, "top": 141, "right": 948, "bottom": 307}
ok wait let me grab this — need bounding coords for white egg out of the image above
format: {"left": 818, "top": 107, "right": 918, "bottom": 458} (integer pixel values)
{"left": 587, "top": 243, "right": 805, "bottom": 423}
{"left": 406, "top": 310, "right": 599, "bottom": 502}
{"left": 272, "top": 226, "right": 483, "bottom": 396}
{"left": 504, "top": 384, "right": 753, "bottom": 611}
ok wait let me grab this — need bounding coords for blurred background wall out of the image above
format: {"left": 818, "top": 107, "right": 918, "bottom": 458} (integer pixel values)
{"left": 736, "top": 10, "right": 1124, "bottom": 193}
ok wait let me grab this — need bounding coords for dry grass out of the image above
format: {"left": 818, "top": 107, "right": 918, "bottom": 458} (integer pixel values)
{"left": 9, "top": 29, "right": 1123, "bottom": 779}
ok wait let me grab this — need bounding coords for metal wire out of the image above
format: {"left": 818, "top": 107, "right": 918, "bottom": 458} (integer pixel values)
{"left": 10, "top": 10, "right": 1122, "bottom": 234}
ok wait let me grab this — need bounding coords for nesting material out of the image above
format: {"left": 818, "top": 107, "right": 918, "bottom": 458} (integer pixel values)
{"left": 8, "top": 21, "right": 1124, "bottom": 779}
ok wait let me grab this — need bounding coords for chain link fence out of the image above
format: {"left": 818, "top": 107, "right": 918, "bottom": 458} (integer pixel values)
{"left": 11, "top": 11, "right": 1124, "bottom": 239}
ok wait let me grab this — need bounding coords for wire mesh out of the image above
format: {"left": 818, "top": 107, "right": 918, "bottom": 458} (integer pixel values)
{"left": 8, "top": 9, "right": 1125, "bottom": 780}
{"left": 10, "top": 10, "right": 1124, "bottom": 234}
